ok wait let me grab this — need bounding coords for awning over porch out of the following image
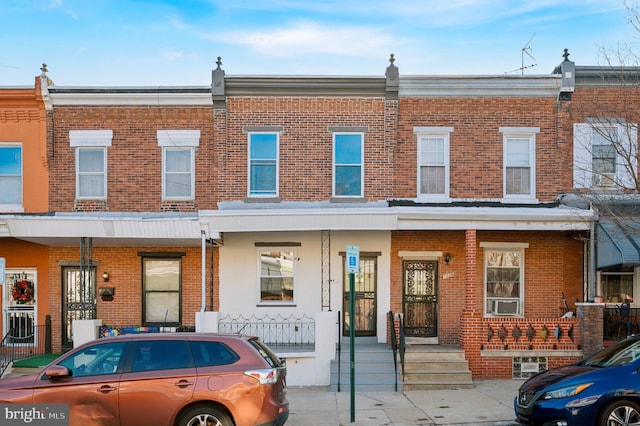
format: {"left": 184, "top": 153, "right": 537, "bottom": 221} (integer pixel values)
{"left": 597, "top": 218, "right": 640, "bottom": 268}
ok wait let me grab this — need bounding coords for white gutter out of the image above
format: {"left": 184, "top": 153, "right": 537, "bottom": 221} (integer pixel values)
{"left": 200, "top": 205, "right": 593, "bottom": 233}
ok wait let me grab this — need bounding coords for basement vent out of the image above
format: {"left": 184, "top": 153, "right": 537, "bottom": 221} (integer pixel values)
{"left": 513, "top": 356, "right": 547, "bottom": 379}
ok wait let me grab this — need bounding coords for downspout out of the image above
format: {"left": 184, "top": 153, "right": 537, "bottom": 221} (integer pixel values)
{"left": 200, "top": 222, "right": 209, "bottom": 313}
{"left": 589, "top": 203, "right": 598, "bottom": 302}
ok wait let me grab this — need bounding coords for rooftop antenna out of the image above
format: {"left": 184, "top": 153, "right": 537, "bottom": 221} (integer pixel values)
{"left": 507, "top": 33, "right": 538, "bottom": 74}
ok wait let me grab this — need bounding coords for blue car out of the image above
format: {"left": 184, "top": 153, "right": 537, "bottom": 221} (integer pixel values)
{"left": 515, "top": 334, "right": 640, "bottom": 426}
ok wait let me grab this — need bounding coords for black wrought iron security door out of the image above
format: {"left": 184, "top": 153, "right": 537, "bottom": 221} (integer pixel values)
{"left": 62, "top": 267, "right": 96, "bottom": 349}
{"left": 403, "top": 260, "right": 437, "bottom": 337}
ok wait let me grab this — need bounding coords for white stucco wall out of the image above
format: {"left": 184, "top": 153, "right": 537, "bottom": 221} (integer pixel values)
{"left": 218, "top": 230, "right": 391, "bottom": 343}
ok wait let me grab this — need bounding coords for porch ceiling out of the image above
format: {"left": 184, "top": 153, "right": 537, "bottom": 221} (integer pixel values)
{"left": 0, "top": 213, "right": 215, "bottom": 247}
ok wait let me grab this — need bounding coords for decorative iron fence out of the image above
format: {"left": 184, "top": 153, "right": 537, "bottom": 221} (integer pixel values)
{"left": 0, "top": 315, "right": 52, "bottom": 376}
{"left": 218, "top": 313, "right": 315, "bottom": 351}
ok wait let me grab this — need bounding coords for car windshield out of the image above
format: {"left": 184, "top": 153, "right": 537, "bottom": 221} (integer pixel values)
{"left": 582, "top": 338, "right": 640, "bottom": 368}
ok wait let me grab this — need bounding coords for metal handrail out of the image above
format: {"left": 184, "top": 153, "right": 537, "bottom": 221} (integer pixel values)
{"left": 398, "top": 313, "right": 406, "bottom": 380}
{"left": 388, "top": 311, "right": 398, "bottom": 391}
{"left": 336, "top": 311, "right": 342, "bottom": 392}
{"left": 0, "top": 315, "right": 52, "bottom": 376}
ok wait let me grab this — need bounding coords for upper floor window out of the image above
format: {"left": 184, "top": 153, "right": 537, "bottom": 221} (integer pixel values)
{"left": 258, "top": 247, "right": 296, "bottom": 305}
{"left": 157, "top": 130, "right": 200, "bottom": 200}
{"left": 333, "top": 133, "right": 363, "bottom": 197}
{"left": 482, "top": 242, "right": 528, "bottom": 317}
{"left": 248, "top": 132, "right": 279, "bottom": 197}
{"left": 70, "top": 130, "right": 113, "bottom": 200}
{"left": 414, "top": 127, "right": 452, "bottom": 199}
{"left": 77, "top": 148, "right": 107, "bottom": 199}
{"left": 501, "top": 127, "right": 538, "bottom": 200}
{"left": 0, "top": 145, "right": 22, "bottom": 210}
{"left": 574, "top": 121, "right": 638, "bottom": 190}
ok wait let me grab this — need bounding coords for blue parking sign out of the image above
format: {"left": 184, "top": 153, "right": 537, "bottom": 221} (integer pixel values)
{"left": 346, "top": 245, "right": 359, "bottom": 274}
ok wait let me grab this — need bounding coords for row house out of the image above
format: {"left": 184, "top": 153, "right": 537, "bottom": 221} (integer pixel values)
{"left": 1, "top": 52, "right": 637, "bottom": 387}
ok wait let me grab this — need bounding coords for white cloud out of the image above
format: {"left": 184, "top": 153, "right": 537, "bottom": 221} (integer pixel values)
{"left": 159, "top": 48, "right": 185, "bottom": 61}
{"left": 213, "top": 20, "right": 402, "bottom": 57}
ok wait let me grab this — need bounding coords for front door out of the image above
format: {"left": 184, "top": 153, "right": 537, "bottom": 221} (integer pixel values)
{"left": 403, "top": 260, "right": 438, "bottom": 337}
{"left": 343, "top": 256, "right": 377, "bottom": 337}
{"left": 62, "top": 267, "right": 96, "bottom": 349}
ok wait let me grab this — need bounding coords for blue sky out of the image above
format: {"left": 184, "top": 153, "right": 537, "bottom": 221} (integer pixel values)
{"left": 0, "top": 0, "right": 636, "bottom": 86}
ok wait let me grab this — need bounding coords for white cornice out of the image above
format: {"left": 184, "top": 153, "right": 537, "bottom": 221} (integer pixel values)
{"left": 399, "top": 75, "right": 562, "bottom": 97}
{"left": 49, "top": 89, "right": 213, "bottom": 106}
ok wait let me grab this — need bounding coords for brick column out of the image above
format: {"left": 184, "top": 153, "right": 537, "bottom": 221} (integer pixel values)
{"left": 576, "top": 302, "right": 604, "bottom": 356}
{"left": 460, "top": 229, "right": 483, "bottom": 377}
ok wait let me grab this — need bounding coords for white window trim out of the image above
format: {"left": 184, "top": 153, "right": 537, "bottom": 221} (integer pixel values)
{"left": 162, "top": 147, "right": 196, "bottom": 201}
{"left": 573, "top": 122, "right": 638, "bottom": 190}
{"left": 157, "top": 130, "right": 200, "bottom": 201}
{"left": 500, "top": 127, "right": 538, "bottom": 203}
{"left": 247, "top": 131, "right": 280, "bottom": 198}
{"left": 332, "top": 132, "right": 364, "bottom": 198}
{"left": 256, "top": 247, "right": 297, "bottom": 306}
{"left": 157, "top": 130, "right": 200, "bottom": 147}
{"left": 70, "top": 130, "right": 113, "bottom": 201}
{"left": 414, "top": 126, "right": 452, "bottom": 201}
{"left": 0, "top": 143, "right": 24, "bottom": 212}
{"left": 70, "top": 130, "right": 113, "bottom": 147}
{"left": 481, "top": 242, "right": 528, "bottom": 318}
{"left": 75, "top": 147, "right": 107, "bottom": 200}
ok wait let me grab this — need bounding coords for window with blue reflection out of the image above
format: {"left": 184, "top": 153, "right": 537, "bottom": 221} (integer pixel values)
{"left": 249, "top": 133, "right": 278, "bottom": 196}
{"left": 334, "top": 134, "right": 362, "bottom": 196}
{"left": 0, "top": 146, "right": 22, "bottom": 205}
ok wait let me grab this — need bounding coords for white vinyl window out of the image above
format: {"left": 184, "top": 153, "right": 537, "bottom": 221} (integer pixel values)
{"left": 333, "top": 133, "right": 364, "bottom": 197}
{"left": 258, "top": 249, "right": 295, "bottom": 304}
{"left": 0, "top": 144, "right": 23, "bottom": 210}
{"left": 70, "top": 130, "right": 113, "bottom": 200}
{"left": 482, "top": 242, "right": 527, "bottom": 317}
{"left": 248, "top": 132, "right": 279, "bottom": 197}
{"left": 158, "top": 130, "right": 200, "bottom": 200}
{"left": 501, "top": 127, "right": 538, "bottom": 200}
{"left": 77, "top": 148, "right": 106, "bottom": 199}
{"left": 414, "top": 127, "right": 452, "bottom": 199}
{"left": 574, "top": 121, "right": 638, "bottom": 190}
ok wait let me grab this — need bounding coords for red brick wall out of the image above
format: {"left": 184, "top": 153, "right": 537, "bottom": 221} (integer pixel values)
{"left": 47, "top": 245, "right": 217, "bottom": 353}
{"left": 390, "top": 230, "right": 585, "bottom": 349}
{"left": 396, "top": 96, "right": 563, "bottom": 201}
{"left": 223, "top": 96, "right": 391, "bottom": 201}
{"left": 49, "top": 107, "right": 216, "bottom": 212}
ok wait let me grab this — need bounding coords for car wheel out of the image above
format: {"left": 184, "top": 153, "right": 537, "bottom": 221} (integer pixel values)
{"left": 177, "top": 405, "right": 233, "bottom": 426}
{"left": 599, "top": 399, "right": 640, "bottom": 426}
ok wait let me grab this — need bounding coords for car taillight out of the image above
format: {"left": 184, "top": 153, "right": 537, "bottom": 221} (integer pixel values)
{"left": 244, "top": 368, "right": 278, "bottom": 385}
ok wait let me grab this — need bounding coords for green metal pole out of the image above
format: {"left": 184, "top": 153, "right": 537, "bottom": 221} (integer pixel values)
{"left": 350, "top": 272, "right": 355, "bottom": 423}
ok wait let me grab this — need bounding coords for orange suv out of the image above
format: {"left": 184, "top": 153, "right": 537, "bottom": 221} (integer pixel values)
{"left": 0, "top": 333, "right": 289, "bottom": 426}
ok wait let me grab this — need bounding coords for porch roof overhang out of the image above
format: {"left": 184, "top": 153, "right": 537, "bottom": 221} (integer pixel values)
{"left": 201, "top": 202, "right": 593, "bottom": 233}
{"left": 0, "top": 213, "right": 219, "bottom": 247}
{"left": 597, "top": 218, "right": 640, "bottom": 268}
{"left": 0, "top": 203, "right": 593, "bottom": 247}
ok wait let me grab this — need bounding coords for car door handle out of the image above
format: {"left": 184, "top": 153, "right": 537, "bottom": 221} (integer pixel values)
{"left": 97, "top": 385, "right": 117, "bottom": 394}
{"left": 174, "top": 380, "right": 194, "bottom": 388}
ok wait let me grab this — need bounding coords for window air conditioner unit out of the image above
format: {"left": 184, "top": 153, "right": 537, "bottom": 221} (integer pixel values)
{"left": 494, "top": 300, "right": 519, "bottom": 315}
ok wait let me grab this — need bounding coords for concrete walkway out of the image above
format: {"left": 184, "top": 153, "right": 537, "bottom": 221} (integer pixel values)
{"left": 285, "top": 379, "right": 524, "bottom": 426}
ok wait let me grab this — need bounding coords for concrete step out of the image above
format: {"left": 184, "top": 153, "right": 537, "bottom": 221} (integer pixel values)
{"left": 401, "top": 344, "right": 474, "bottom": 390}
{"left": 330, "top": 342, "right": 400, "bottom": 392}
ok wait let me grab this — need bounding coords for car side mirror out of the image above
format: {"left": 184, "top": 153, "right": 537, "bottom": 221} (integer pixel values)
{"left": 44, "top": 365, "right": 71, "bottom": 379}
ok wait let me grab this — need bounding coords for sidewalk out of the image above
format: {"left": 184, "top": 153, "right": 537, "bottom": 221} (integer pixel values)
{"left": 285, "top": 379, "right": 524, "bottom": 426}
